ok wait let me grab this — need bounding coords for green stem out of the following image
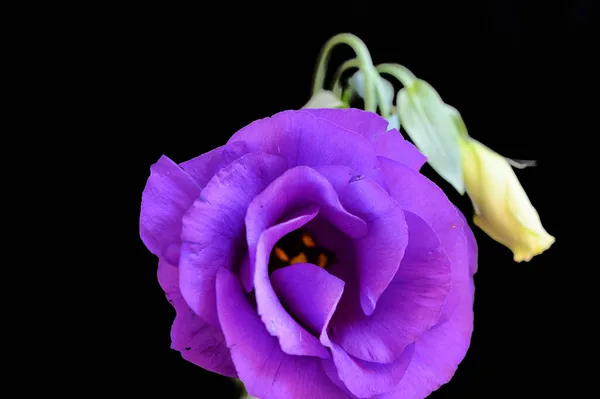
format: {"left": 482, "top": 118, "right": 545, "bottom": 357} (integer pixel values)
{"left": 331, "top": 58, "right": 360, "bottom": 98}
{"left": 376, "top": 63, "right": 417, "bottom": 88}
{"left": 311, "top": 33, "right": 378, "bottom": 112}
{"left": 373, "top": 77, "right": 391, "bottom": 117}
{"left": 330, "top": 58, "right": 391, "bottom": 117}
{"left": 341, "top": 87, "right": 353, "bottom": 104}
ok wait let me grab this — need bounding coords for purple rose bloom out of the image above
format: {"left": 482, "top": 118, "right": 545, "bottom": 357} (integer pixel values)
{"left": 140, "top": 109, "right": 477, "bottom": 399}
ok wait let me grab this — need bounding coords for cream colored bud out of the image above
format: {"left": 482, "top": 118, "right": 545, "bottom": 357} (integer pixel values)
{"left": 302, "top": 90, "right": 345, "bottom": 109}
{"left": 459, "top": 137, "right": 555, "bottom": 262}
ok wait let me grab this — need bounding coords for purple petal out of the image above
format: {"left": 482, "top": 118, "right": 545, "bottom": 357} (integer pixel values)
{"left": 215, "top": 141, "right": 255, "bottom": 171}
{"left": 216, "top": 268, "right": 349, "bottom": 399}
{"left": 322, "top": 360, "right": 357, "bottom": 397}
{"left": 252, "top": 207, "right": 330, "bottom": 358}
{"left": 140, "top": 156, "right": 201, "bottom": 264}
{"left": 181, "top": 143, "right": 265, "bottom": 188}
{"left": 179, "top": 146, "right": 224, "bottom": 188}
{"left": 330, "top": 211, "right": 451, "bottom": 363}
{"left": 321, "top": 333, "right": 415, "bottom": 398}
{"left": 379, "top": 156, "right": 467, "bottom": 263}
{"left": 374, "top": 131, "right": 427, "bottom": 171}
{"left": 455, "top": 206, "right": 478, "bottom": 275}
{"left": 379, "top": 156, "right": 475, "bottom": 318}
{"left": 271, "top": 263, "right": 344, "bottom": 337}
{"left": 157, "top": 259, "right": 236, "bottom": 377}
{"left": 314, "top": 165, "right": 408, "bottom": 316}
{"left": 382, "top": 216, "right": 475, "bottom": 399}
{"left": 377, "top": 157, "right": 476, "bottom": 398}
{"left": 299, "top": 108, "right": 426, "bottom": 170}
{"left": 179, "top": 152, "right": 287, "bottom": 327}
{"left": 374, "top": 291, "right": 474, "bottom": 399}
{"left": 228, "top": 110, "right": 388, "bottom": 189}
{"left": 245, "top": 166, "right": 368, "bottom": 291}
{"left": 238, "top": 254, "right": 253, "bottom": 293}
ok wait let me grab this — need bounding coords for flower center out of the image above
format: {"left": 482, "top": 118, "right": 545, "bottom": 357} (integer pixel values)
{"left": 269, "top": 229, "right": 336, "bottom": 274}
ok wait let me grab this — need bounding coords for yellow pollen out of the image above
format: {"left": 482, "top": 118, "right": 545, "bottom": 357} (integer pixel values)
{"left": 301, "top": 233, "right": 316, "bottom": 248}
{"left": 317, "top": 253, "right": 328, "bottom": 268}
{"left": 290, "top": 252, "right": 308, "bottom": 265}
{"left": 274, "top": 246, "right": 289, "bottom": 262}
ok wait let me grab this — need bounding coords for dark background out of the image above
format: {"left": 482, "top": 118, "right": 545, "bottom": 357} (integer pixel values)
{"left": 129, "top": 1, "right": 594, "bottom": 397}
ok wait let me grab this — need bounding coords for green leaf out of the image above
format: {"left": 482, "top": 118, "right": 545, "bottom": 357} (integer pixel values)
{"left": 445, "top": 104, "right": 470, "bottom": 139}
{"left": 397, "top": 80, "right": 465, "bottom": 194}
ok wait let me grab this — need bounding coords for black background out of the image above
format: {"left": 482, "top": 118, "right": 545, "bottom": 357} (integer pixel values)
{"left": 129, "top": 1, "right": 595, "bottom": 397}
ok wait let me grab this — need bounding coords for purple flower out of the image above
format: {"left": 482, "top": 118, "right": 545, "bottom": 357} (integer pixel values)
{"left": 140, "top": 108, "right": 477, "bottom": 399}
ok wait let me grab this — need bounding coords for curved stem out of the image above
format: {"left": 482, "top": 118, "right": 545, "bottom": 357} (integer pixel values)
{"left": 373, "top": 76, "right": 391, "bottom": 117}
{"left": 332, "top": 58, "right": 360, "bottom": 98}
{"left": 311, "top": 33, "right": 377, "bottom": 112}
{"left": 341, "top": 87, "right": 353, "bottom": 104}
{"left": 376, "top": 63, "right": 417, "bottom": 88}
{"left": 331, "top": 59, "right": 391, "bottom": 116}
